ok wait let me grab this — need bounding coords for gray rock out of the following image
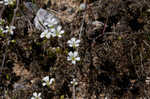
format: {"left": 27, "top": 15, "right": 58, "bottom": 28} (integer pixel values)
{"left": 34, "top": 8, "right": 60, "bottom": 31}
{"left": 24, "top": 2, "right": 60, "bottom": 31}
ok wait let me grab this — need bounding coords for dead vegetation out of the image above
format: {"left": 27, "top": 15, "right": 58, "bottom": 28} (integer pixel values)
{"left": 1, "top": 0, "right": 150, "bottom": 98}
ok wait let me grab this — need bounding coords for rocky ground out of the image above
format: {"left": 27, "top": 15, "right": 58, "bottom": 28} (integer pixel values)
{"left": 1, "top": 0, "right": 150, "bottom": 99}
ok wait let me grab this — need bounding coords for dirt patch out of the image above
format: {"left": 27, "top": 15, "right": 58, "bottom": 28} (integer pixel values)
{"left": 1, "top": 0, "right": 150, "bottom": 98}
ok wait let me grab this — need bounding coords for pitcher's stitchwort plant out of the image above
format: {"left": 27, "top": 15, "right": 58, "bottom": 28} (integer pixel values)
{"left": 51, "top": 25, "right": 64, "bottom": 38}
{"left": 3, "top": 26, "right": 16, "bottom": 35}
{"left": 70, "top": 79, "right": 78, "bottom": 86}
{"left": 67, "top": 37, "right": 80, "bottom": 49}
{"left": 0, "top": 0, "right": 15, "bottom": 5}
{"left": 71, "top": 79, "right": 78, "bottom": 99}
{"left": 40, "top": 29, "right": 53, "bottom": 39}
{"left": 31, "top": 92, "right": 42, "bottom": 99}
{"left": 40, "top": 17, "right": 64, "bottom": 39}
{"left": 44, "top": 18, "right": 59, "bottom": 28}
{"left": 42, "top": 76, "right": 55, "bottom": 87}
{"left": 67, "top": 51, "right": 80, "bottom": 64}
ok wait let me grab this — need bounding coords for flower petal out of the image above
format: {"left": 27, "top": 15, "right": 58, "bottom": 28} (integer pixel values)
{"left": 74, "top": 51, "right": 78, "bottom": 57}
{"left": 43, "top": 22, "right": 48, "bottom": 26}
{"left": 68, "top": 52, "right": 73, "bottom": 56}
{"left": 33, "top": 92, "right": 37, "bottom": 97}
{"left": 60, "top": 30, "right": 64, "bottom": 34}
{"left": 10, "top": 31, "right": 14, "bottom": 35}
{"left": 46, "top": 33, "right": 52, "bottom": 39}
{"left": 70, "top": 81, "right": 73, "bottom": 84}
{"left": 67, "top": 40, "right": 72, "bottom": 44}
{"left": 58, "top": 35, "right": 62, "bottom": 38}
{"left": 50, "top": 78, "right": 55, "bottom": 84}
{"left": 40, "top": 33, "right": 45, "bottom": 38}
{"left": 67, "top": 57, "right": 71, "bottom": 61}
{"left": 11, "top": 26, "right": 16, "bottom": 29}
{"left": 51, "top": 28, "right": 56, "bottom": 33}
{"left": 42, "top": 76, "right": 49, "bottom": 82}
{"left": 71, "top": 38, "right": 76, "bottom": 42}
{"left": 76, "top": 57, "right": 80, "bottom": 61}
{"left": 31, "top": 97, "right": 35, "bottom": 99}
{"left": 75, "top": 82, "right": 78, "bottom": 85}
{"left": 76, "top": 40, "right": 80, "bottom": 43}
{"left": 72, "top": 60, "right": 76, "bottom": 64}
{"left": 5, "top": 26, "right": 9, "bottom": 29}
{"left": 42, "top": 83, "right": 47, "bottom": 86}
{"left": 75, "top": 44, "right": 79, "bottom": 47}
{"left": 69, "top": 44, "right": 73, "bottom": 47}
{"left": 38, "top": 93, "right": 41, "bottom": 97}
{"left": 57, "top": 25, "right": 62, "bottom": 31}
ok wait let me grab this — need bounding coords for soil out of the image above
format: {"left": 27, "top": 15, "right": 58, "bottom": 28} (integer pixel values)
{"left": 1, "top": 0, "right": 150, "bottom": 99}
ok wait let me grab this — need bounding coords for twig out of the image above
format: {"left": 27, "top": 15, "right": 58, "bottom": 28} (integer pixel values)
{"left": 143, "top": 40, "right": 150, "bottom": 48}
{"left": 73, "top": 85, "right": 76, "bottom": 99}
{"left": 130, "top": 41, "right": 141, "bottom": 79}
{"left": 79, "top": 15, "right": 85, "bottom": 40}
{"left": 1, "top": 0, "right": 20, "bottom": 72}
{"left": 130, "top": 41, "right": 136, "bottom": 64}
{"left": 0, "top": 5, "right": 5, "bottom": 18}
{"left": 102, "top": 17, "right": 108, "bottom": 35}
{"left": 11, "top": 0, "right": 19, "bottom": 25}
{"left": 1, "top": 52, "right": 6, "bottom": 71}
{"left": 140, "top": 51, "right": 144, "bottom": 74}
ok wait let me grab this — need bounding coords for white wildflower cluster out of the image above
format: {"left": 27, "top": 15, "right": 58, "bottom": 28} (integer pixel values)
{"left": 31, "top": 92, "right": 42, "bottom": 99}
{"left": 31, "top": 76, "right": 55, "bottom": 99}
{"left": 3, "top": 25, "right": 16, "bottom": 35}
{"left": 42, "top": 76, "right": 55, "bottom": 87}
{"left": 0, "top": 0, "right": 15, "bottom": 5}
{"left": 70, "top": 79, "right": 78, "bottom": 86}
{"left": 67, "top": 37, "right": 80, "bottom": 49}
{"left": 40, "top": 18, "right": 64, "bottom": 39}
{"left": 67, "top": 37, "right": 81, "bottom": 64}
{"left": 67, "top": 51, "right": 80, "bottom": 64}
{"left": 0, "top": 18, "right": 16, "bottom": 35}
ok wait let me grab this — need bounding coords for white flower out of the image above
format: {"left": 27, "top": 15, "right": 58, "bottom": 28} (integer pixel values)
{"left": 3, "top": 26, "right": 15, "bottom": 35}
{"left": 71, "top": 79, "right": 78, "bottom": 86}
{"left": 42, "top": 76, "right": 55, "bottom": 87}
{"left": 104, "top": 97, "right": 108, "bottom": 99}
{"left": 3, "top": 0, "right": 14, "bottom": 5}
{"left": 0, "top": 1, "right": 3, "bottom": 4}
{"left": 44, "top": 18, "right": 58, "bottom": 28}
{"left": 51, "top": 25, "right": 64, "bottom": 38}
{"left": 67, "top": 37, "right": 80, "bottom": 48}
{"left": 31, "top": 92, "right": 42, "bottom": 99}
{"left": 67, "top": 51, "right": 80, "bottom": 64}
{"left": 40, "top": 29, "right": 53, "bottom": 39}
